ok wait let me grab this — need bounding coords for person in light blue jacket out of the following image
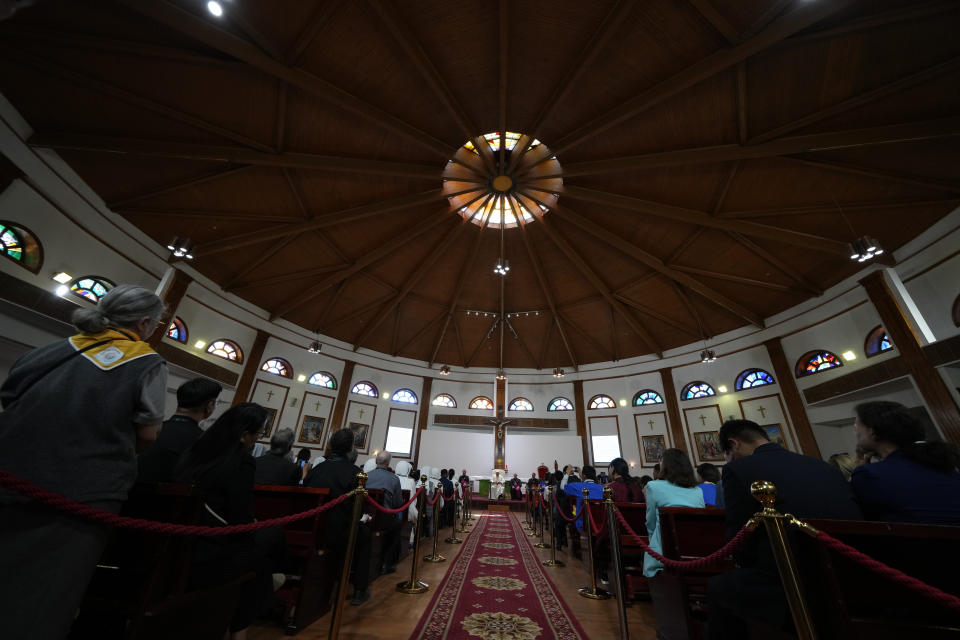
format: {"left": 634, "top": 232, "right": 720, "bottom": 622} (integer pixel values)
{"left": 643, "top": 449, "right": 705, "bottom": 578}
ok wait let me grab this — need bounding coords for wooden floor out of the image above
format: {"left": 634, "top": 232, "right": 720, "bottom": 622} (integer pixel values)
{"left": 249, "top": 513, "right": 658, "bottom": 639}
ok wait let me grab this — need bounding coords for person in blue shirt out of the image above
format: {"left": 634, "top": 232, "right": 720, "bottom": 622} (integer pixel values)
{"left": 851, "top": 401, "right": 960, "bottom": 524}
{"left": 563, "top": 465, "right": 603, "bottom": 531}
{"left": 696, "top": 462, "right": 724, "bottom": 507}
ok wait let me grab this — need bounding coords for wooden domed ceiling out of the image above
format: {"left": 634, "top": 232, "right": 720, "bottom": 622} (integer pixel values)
{"left": 2, "top": 0, "right": 959, "bottom": 370}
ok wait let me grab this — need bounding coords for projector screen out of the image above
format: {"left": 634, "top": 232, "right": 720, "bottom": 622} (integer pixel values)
{"left": 418, "top": 430, "right": 584, "bottom": 478}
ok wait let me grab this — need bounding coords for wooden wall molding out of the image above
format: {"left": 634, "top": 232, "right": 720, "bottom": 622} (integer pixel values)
{"left": 432, "top": 414, "right": 569, "bottom": 429}
{"left": 147, "top": 267, "right": 193, "bottom": 347}
{"left": 233, "top": 329, "right": 269, "bottom": 405}
{"left": 412, "top": 376, "right": 432, "bottom": 467}
{"left": 658, "top": 367, "right": 689, "bottom": 455}
{"left": 329, "top": 359, "right": 356, "bottom": 431}
{"left": 573, "top": 379, "right": 590, "bottom": 465}
{"left": 764, "top": 338, "right": 821, "bottom": 457}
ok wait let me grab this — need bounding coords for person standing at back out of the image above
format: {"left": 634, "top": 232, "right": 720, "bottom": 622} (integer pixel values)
{"left": 0, "top": 284, "right": 167, "bottom": 640}
{"left": 366, "top": 451, "right": 403, "bottom": 574}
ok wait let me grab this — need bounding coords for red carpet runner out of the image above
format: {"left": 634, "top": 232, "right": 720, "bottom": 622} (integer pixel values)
{"left": 409, "top": 512, "right": 588, "bottom": 640}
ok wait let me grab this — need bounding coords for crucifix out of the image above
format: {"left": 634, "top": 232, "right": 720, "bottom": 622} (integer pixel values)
{"left": 314, "top": 400, "right": 321, "bottom": 412}
{"left": 266, "top": 390, "right": 274, "bottom": 401}
{"left": 486, "top": 376, "right": 512, "bottom": 469}
{"left": 757, "top": 406, "right": 767, "bottom": 419}
{"left": 647, "top": 419, "right": 655, "bottom": 430}
{"left": 699, "top": 414, "right": 707, "bottom": 426}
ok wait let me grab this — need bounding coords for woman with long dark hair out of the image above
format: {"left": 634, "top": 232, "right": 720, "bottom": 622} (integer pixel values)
{"left": 607, "top": 457, "right": 643, "bottom": 502}
{"left": 851, "top": 401, "right": 960, "bottom": 523}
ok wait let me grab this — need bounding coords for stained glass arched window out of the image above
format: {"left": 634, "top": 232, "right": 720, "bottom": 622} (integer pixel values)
{"left": 735, "top": 369, "right": 775, "bottom": 390}
{"left": 632, "top": 390, "right": 663, "bottom": 406}
{"left": 166, "top": 316, "right": 187, "bottom": 343}
{"left": 432, "top": 393, "right": 457, "bottom": 408}
{"left": 588, "top": 394, "right": 615, "bottom": 410}
{"left": 681, "top": 382, "right": 715, "bottom": 400}
{"left": 795, "top": 351, "right": 843, "bottom": 377}
{"left": 307, "top": 372, "right": 337, "bottom": 388}
{"left": 953, "top": 294, "right": 960, "bottom": 328}
{"left": 864, "top": 326, "right": 894, "bottom": 357}
{"left": 70, "top": 276, "right": 113, "bottom": 303}
{"left": 261, "top": 358, "right": 292, "bottom": 378}
{"left": 548, "top": 397, "right": 573, "bottom": 411}
{"left": 469, "top": 396, "right": 494, "bottom": 410}
{"left": 392, "top": 388, "right": 418, "bottom": 404}
{"left": 207, "top": 339, "right": 243, "bottom": 363}
{"left": 351, "top": 381, "right": 378, "bottom": 397}
{"left": 509, "top": 398, "right": 533, "bottom": 412}
{"left": 0, "top": 221, "right": 42, "bottom": 273}
{"left": 0, "top": 223, "right": 22, "bottom": 261}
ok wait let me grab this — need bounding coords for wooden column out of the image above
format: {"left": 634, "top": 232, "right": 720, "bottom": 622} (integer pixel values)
{"left": 764, "top": 338, "right": 821, "bottom": 457}
{"left": 860, "top": 270, "right": 960, "bottom": 443}
{"left": 413, "top": 376, "right": 432, "bottom": 467}
{"left": 573, "top": 379, "right": 590, "bottom": 466}
{"left": 329, "top": 360, "right": 356, "bottom": 431}
{"left": 658, "top": 368, "right": 689, "bottom": 455}
{"left": 232, "top": 329, "right": 269, "bottom": 405}
{"left": 147, "top": 267, "right": 193, "bottom": 347}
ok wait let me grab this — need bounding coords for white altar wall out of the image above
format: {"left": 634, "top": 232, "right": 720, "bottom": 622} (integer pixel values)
{"left": 417, "top": 430, "right": 584, "bottom": 478}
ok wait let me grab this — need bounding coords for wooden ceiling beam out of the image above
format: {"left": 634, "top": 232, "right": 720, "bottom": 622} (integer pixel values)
{"left": 275, "top": 83, "right": 287, "bottom": 151}
{"left": 327, "top": 292, "right": 397, "bottom": 328}
{"left": 562, "top": 116, "right": 960, "bottom": 175}
{"left": 118, "top": 208, "right": 301, "bottom": 222}
{"left": 538, "top": 319, "right": 554, "bottom": 369}
{"left": 739, "top": 0, "right": 791, "bottom": 41}
{"left": 116, "top": 0, "right": 454, "bottom": 158}
{"left": 507, "top": 320, "right": 541, "bottom": 370}
{"left": 367, "top": 0, "right": 477, "bottom": 139}
{"left": 224, "top": 5, "right": 284, "bottom": 61}
{"left": 314, "top": 280, "right": 346, "bottom": 333}
{"left": 398, "top": 310, "right": 446, "bottom": 358}
{"left": 31, "top": 133, "right": 441, "bottom": 180}
{"left": 221, "top": 234, "right": 299, "bottom": 290}
{"left": 783, "top": 157, "right": 960, "bottom": 196}
{"left": 391, "top": 303, "right": 402, "bottom": 356}
{"left": 559, "top": 185, "right": 851, "bottom": 255}
{"left": 498, "top": 0, "right": 508, "bottom": 170}
{"left": 453, "top": 316, "right": 466, "bottom": 367}
{"left": 672, "top": 281, "right": 711, "bottom": 339}
{"left": 724, "top": 231, "right": 822, "bottom": 296}
{"left": 721, "top": 198, "right": 960, "bottom": 220}
{"left": 286, "top": 0, "right": 347, "bottom": 64}
{"left": 228, "top": 263, "right": 351, "bottom": 292}
{"left": 548, "top": 0, "right": 855, "bottom": 155}
{"left": 196, "top": 189, "right": 444, "bottom": 255}
{"left": 108, "top": 165, "right": 253, "bottom": 209}
{"left": 687, "top": 0, "right": 739, "bottom": 44}
{"left": 670, "top": 264, "right": 802, "bottom": 293}
{"left": 614, "top": 294, "right": 702, "bottom": 340}
{"left": 736, "top": 62, "right": 747, "bottom": 144}
{"left": 558, "top": 311, "right": 615, "bottom": 362}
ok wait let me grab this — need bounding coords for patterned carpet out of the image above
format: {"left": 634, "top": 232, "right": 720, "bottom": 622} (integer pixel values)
{"left": 409, "top": 512, "right": 588, "bottom": 640}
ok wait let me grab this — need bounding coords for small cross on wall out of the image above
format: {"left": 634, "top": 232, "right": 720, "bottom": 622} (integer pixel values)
{"left": 757, "top": 405, "right": 767, "bottom": 419}
{"left": 266, "top": 390, "right": 274, "bottom": 401}
{"left": 699, "top": 414, "right": 707, "bottom": 426}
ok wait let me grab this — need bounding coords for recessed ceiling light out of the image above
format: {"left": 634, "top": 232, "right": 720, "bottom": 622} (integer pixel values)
{"left": 382, "top": 392, "right": 390, "bottom": 399}
{"left": 297, "top": 374, "right": 306, "bottom": 382}
{"left": 52, "top": 272, "right": 72, "bottom": 284}
{"left": 717, "top": 385, "right": 728, "bottom": 393}
{"left": 842, "top": 350, "right": 857, "bottom": 361}
{"left": 619, "top": 399, "right": 627, "bottom": 407}
{"left": 55, "top": 284, "right": 69, "bottom": 297}
{"left": 194, "top": 340, "right": 207, "bottom": 350}
{"left": 207, "top": 1, "right": 224, "bottom": 17}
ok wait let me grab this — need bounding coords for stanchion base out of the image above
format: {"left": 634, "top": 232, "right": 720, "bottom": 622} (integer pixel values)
{"left": 396, "top": 579, "right": 429, "bottom": 594}
{"left": 578, "top": 587, "right": 611, "bottom": 600}
{"left": 423, "top": 554, "right": 446, "bottom": 563}
{"left": 533, "top": 542, "right": 551, "bottom": 549}
{"left": 444, "top": 536, "right": 464, "bottom": 544}
{"left": 543, "top": 560, "right": 565, "bottom": 567}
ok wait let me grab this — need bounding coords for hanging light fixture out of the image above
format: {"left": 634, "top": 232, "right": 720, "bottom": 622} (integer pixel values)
{"left": 553, "top": 367, "right": 565, "bottom": 379}
{"left": 849, "top": 235, "right": 884, "bottom": 263}
{"left": 307, "top": 340, "right": 322, "bottom": 354}
{"left": 439, "top": 365, "right": 451, "bottom": 376}
{"left": 700, "top": 348, "right": 717, "bottom": 363}
{"left": 166, "top": 237, "right": 194, "bottom": 260}
{"left": 493, "top": 195, "right": 510, "bottom": 276}
{"left": 496, "top": 368, "right": 507, "bottom": 380}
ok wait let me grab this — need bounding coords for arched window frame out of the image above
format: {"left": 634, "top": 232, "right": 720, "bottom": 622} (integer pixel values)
{"left": 469, "top": 396, "right": 494, "bottom": 410}
{"left": 632, "top": 390, "right": 663, "bottom": 406}
{"left": 734, "top": 369, "right": 776, "bottom": 391}
{"left": 206, "top": 339, "right": 243, "bottom": 363}
{"left": 432, "top": 393, "right": 457, "bottom": 408}
{"left": 391, "top": 388, "right": 418, "bottom": 404}
{"left": 795, "top": 350, "right": 843, "bottom": 378}
{"left": 69, "top": 276, "right": 114, "bottom": 303}
{"left": 588, "top": 394, "right": 615, "bottom": 410}
{"left": 864, "top": 325, "right": 894, "bottom": 358}
{"left": 351, "top": 381, "right": 378, "bottom": 397}
{"left": 953, "top": 294, "right": 960, "bottom": 328}
{"left": 681, "top": 382, "right": 716, "bottom": 400}
{"left": 261, "top": 357, "right": 293, "bottom": 378}
{"left": 307, "top": 371, "right": 338, "bottom": 389}
{"left": 166, "top": 316, "right": 188, "bottom": 343}
{"left": 548, "top": 397, "right": 573, "bottom": 412}
{"left": 0, "top": 220, "right": 43, "bottom": 273}
{"left": 508, "top": 397, "right": 534, "bottom": 412}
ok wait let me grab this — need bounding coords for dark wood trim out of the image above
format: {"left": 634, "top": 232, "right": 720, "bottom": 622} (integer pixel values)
{"left": 860, "top": 270, "right": 960, "bottom": 443}
{"left": 329, "top": 360, "right": 356, "bottom": 431}
{"left": 232, "top": 329, "right": 269, "bottom": 406}
{"left": 573, "top": 380, "right": 590, "bottom": 465}
{"left": 413, "top": 376, "right": 432, "bottom": 467}
{"left": 147, "top": 268, "right": 193, "bottom": 347}
{"left": 586, "top": 414, "right": 622, "bottom": 466}
{"left": 658, "top": 368, "right": 689, "bottom": 455}
{"left": 431, "top": 414, "right": 569, "bottom": 429}
{"left": 764, "top": 338, "right": 822, "bottom": 457}
{"left": 384, "top": 407, "right": 418, "bottom": 459}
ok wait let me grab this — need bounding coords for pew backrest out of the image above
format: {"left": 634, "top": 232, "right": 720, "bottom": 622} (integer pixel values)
{"left": 252, "top": 484, "right": 331, "bottom": 551}
{"left": 658, "top": 506, "right": 727, "bottom": 562}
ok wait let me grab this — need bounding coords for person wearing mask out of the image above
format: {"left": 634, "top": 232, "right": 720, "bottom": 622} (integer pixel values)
{"left": 851, "top": 401, "right": 960, "bottom": 523}
{"left": 608, "top": 457, "right": 643, "bottom": 502}
{"left": 696, "top": 462, "right": 723, "bottom": 507}
{"left": 254, "top": 428, "right": 302, "bottom": 486}
{"left": 365, "top": 451, "right": 403, "bottom": 574}
{"left": 0, "top": 284, "right": 167, "bottom": 640}
{"left": 138, "top": 377, "right": 221, "bottom": 483}
{"left": 708, "top": 419, "right": 861, "bottom": 639}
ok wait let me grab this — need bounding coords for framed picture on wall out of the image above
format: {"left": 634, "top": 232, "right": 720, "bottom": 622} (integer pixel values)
{"left": 694, "top": 430, "right": 724, "bottom": 461}
{"left": 297, "top": 415, "right": 325, "bottom": 445}
{"left": 259, "top": 407, "right": 278, "bottom": 440}
{"left": 762, "top": 424, "right": 786, "bottom": 448}
{"left": 347, "top": 422, "right": 370, "bottom": 451}
{"left": 641, "top": 435, "right": 666, "bottom": 465}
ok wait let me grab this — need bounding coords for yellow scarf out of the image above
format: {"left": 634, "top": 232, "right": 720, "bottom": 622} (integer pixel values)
{"left": 68, "top": 328, "right": 158, "bottom": 371}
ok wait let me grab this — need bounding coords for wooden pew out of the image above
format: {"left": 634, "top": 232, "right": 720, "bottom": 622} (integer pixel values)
{"left": 251, "top": 484, "right": 331, "bottom": 635}
{"left": 585, "top": 500, "right": 650, "bottom": 602}
{"left": 364, "top": 488, "right": 413, "bottom": 583}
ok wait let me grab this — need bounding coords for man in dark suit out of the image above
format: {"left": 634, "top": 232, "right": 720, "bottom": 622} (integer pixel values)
{"left": 708, "top": 420, "right": 862, "bottom": 639}
{"left": 305, "top": 428, "right": 372, "bottom": 606}
{"left": 254, "top": 428, "right": 301, "bottom": 485}
{"left": 438, "top": 469, "right": 455, "bottom": 526}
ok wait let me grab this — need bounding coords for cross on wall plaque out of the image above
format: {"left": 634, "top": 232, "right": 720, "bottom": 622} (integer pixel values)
{"left": 358, "top": 408, "right": 365, "bottom": 419}
{"left": 758, "top": 406, "right": 767, "bottom": 418}
{"left": 266, "top": 390, "right": 274, "bottom": 401}
{"left": 699, "top": 414, "right": 707, "bottom": 426}
{"left": 314, "top": 400, "right": 321, "bottom": 411}
{"left": 648, "top": 419, "right": 655, "bottom": 430}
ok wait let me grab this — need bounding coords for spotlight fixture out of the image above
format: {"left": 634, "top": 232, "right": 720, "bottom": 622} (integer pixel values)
{"left": 848, "top": 236, "right": 884, "bottom": 263}
{"left": 440, "top": 365, "right": 451, "bottom": 376}
{"left": 206, "top": 1, "right": 223, "bottom": 17}
{"left": 307, "top": 340, "right": 322, "bottom": 354}
{"left": 552, "top": 367, "right": 565, "bottom": 379}
{"left": 52, "top": 272, "right": 72, "bottom": 284}
{"left": 700, "top": 348, "right": 717, "bottom": 363}
{"left": 496, "top": 369, "right": 507, "bottom": 380}
{"left": 166, "top": 237, "right": 195, "bottom": 260}
{"left": 493, "top": 257, "right": 510, "bottom": 276}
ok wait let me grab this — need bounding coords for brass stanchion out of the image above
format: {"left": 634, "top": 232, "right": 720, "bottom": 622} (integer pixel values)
{"left": 329, "top": 472, "right": 367, "bottom": 639}
{"left": 397, "top": 476, "right": 429, "bottom": 594}
{"left": 534, "top": 486, "right": 550, "bottom": 549}
{"left": 423, "top": 485, "right": 446, "bottom": 563}
{"left": 543, "top": 485, "right": 564, "bottom": 566}
{"left": 528, "top": 489, "right": 539, "bottom": 536}
{"left": 751, "top": 481, "right": 817, "bottom": 640}
{"left": 457, "top": 488, "right": 470, "bottom": 533}
{"left": 604, "top": 486, "right": 629, "bottom": 639}
{"left": 578, "top": 487, "right": 610, "bottom": 600}
{"left": 444, "top": 489, "right": 463, "bottom": 544}
{"left": 524, "top": 491, "right": 531, "bottom": 529}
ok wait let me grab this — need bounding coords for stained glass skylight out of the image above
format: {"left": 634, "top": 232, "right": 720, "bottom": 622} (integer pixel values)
{"left": 795, "top": 351, "right": 843, "bottom": 377}
{"left": 633, "top": 390, "right": 663, "bottom": 405}
{"left": 588, "top": 395, "right": 615, "bottom": 409}
{"left": 261, "top": 358, "right": 292, "bottom": 378}
{"left": 207, "top": 339, "right": 242, "bottom": 363}
{"left": 167, "top": 316, "right": 187, "bottom": 343}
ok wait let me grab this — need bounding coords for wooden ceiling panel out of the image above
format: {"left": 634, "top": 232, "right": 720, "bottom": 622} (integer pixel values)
{"left": 568, "top": 164, "right": 733, "bottom": 215}
{"left": 220, "top": 0, "right": 325, "bottom": 54}
{"left": 807, "top": 138, "right": 960, "bottom": 184}
{"left": 130, "top": 167, "right": 301, "bottom": 214}
{"left": 289, "top": 169, "right": 437, "bottom": 219}
{"left": 707, "top": 0, "right": 795, "bottom": 36}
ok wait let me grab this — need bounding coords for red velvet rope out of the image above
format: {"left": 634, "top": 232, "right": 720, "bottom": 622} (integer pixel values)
{"left": 814, "top": 530, "right": 960, "bottom": 613}
{"left": 552, "top": 492, "right": 579, "bottom": 522}
{"left": 0, "top": 470, "right": 352, "bottom": 536}
{"left": 616, "top": 510, "right": 755, "bottom": 571}
{"left": 364, "top": 487, "right": 422, "bottom": 514}
{"left": 587, "top": 502, "right": 607, "bottom": 536}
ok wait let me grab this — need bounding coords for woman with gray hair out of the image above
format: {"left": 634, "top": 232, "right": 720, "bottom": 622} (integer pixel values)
{"left": 0, "top": 283, "right": 168, "bottom": 639}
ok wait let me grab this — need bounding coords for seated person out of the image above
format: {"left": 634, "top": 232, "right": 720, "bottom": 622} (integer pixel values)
{"left": 851, "top": 401, "right": 960, "bottom": 523}
{"left": 365, "top": 451, "right": 403, "bottom": 574}
{"left": 305, "top": 429, "right": 372, "bottom": 606}
{"left": 296, "top": 447, "right": 313, "bottom": 483}
{"left": 564, "top": 465, "right": 603, "bottom": 532}
{"left": 696, "top": 462, "right": 723, "bottom": 507}
{"left": 608, "top": 457, "right": 643, "bottom": 502}
{"left": 253, "top": 428, "right": 302, "bottom": 486}
{"left": 707, "top": 419, "right": 861, "bottom": 639}
{"left": 174, "top": 403, "right": 282, "bottom": 640}
{"left": 138, "top": 377, "right": 221, "bottom": 482}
